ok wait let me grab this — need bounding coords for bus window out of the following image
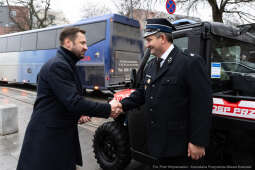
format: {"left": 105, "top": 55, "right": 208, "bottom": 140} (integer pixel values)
{"left": 7, "top": 35, "right": 21, "bottom": 52}
{"left": 0, "top": 37, "right": 7, "bottom": 53}
{"left": 112, "top": 22, "right": 141, "bottom": 40}
{"left": 37, "top": 30, "right": 57, "bottom": 50}
{"left": 111, "top": 22, "right": 142, "bottom": 53}
{"left": 79, "top": 21, "right": 106, "bottom": 46}
{"left": 21, "top": 33, "right": 37, "bottom": 51}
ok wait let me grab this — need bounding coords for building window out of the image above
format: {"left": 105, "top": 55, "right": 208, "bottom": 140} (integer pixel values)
{"left": 9, "top": 22, "right": 15, "bottom": 26}
{"left": 10, "top": 10, "right": 16, "bottom": 17}
{"left": 48, "top": 14, "right": 55, "bottom": 20}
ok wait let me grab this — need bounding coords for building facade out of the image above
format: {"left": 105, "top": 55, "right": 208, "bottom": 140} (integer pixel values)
{"left": 0, "top": 6, "right": 29, "bottom": 35}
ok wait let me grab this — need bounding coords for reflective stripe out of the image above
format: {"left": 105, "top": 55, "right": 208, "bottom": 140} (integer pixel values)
{"left": 239, "top": 101, "right": 255, "bottom": 108}
{"left": 213, "top": 98, "right": 224, "bottom": 105}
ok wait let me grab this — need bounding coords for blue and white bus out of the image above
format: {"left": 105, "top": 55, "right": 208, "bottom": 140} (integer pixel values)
{"left": 0, "top": 14, "right": 143, "bottom": 90}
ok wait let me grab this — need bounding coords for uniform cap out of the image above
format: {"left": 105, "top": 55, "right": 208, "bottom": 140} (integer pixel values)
{"left": 144, "top": 18, "right": 176, "bottom": 38}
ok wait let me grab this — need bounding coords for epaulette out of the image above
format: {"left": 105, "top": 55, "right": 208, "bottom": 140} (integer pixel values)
{"left": 183, "top": 49, "right": 195, "bottom": 57}
{"left": 183, "top": 49, "right": 206, "bottom": 64}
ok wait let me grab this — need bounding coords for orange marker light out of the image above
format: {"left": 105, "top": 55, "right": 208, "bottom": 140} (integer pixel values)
{"left": 94, "top": 86, "right": 99, "bottom": 90}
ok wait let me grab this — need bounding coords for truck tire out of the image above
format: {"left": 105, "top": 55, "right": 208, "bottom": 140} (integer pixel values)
{"left": 93, "top": 121, "right": 131, "bottom": 170}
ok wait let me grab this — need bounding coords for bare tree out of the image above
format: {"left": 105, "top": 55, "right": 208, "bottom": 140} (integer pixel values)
{"left": 6, "top": 0, "right": 56, "bottom": 30}
{"left": 141, "top": 0, "right": 161, "bottom": 12}
{"left": 113, "top": 0, "right": 162, "bottom": 19}
{"left": 80, "top": 2, "right": 111, "bottom": 19}
{"left": 113, "top": 0, "right": 142, "bottom": 18}
{"left": 176, "top": 0, "right": 255, "bottom": 23}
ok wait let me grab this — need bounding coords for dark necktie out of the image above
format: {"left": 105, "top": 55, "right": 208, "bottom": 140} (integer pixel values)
{"left": 156, "top": 58, "right": 163, "bottom": 73}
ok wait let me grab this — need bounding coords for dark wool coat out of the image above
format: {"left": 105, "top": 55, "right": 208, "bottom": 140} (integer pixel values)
{"left": 17, "top": 47, "right": 111, "bottom": 170}
{"left": 121, "top": 46, "right": 212, "bottom": 158}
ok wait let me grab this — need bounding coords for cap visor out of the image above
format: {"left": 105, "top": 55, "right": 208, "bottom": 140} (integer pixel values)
{"left": 144, "top": 30, "right": 158, "bottom": 38}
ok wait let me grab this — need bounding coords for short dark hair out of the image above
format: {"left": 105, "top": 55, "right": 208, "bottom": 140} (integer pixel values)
{"left": 155, "top": 32, "right": 173, "bottom": 43}
{"left": 59, "top": 27, "right": 86, "bottom": 45}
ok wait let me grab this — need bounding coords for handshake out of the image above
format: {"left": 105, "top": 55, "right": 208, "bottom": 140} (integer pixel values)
{"left": 109, "top": 99, "right": 123, "bottom": 118}
{"left": 78, "top": 100, "right": 123, "bottom": 124}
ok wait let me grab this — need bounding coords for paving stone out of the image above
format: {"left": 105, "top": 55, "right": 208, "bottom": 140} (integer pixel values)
{"left": 0, "top": 155, "right": 17, "bottom": 170}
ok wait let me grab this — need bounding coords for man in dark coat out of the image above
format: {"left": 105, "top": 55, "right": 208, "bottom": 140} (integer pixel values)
{"left": 17, "top": 27, "right": 121, "bottom": 170}
{"left": 119, "top": 18, "right": 213, "bottom": 166}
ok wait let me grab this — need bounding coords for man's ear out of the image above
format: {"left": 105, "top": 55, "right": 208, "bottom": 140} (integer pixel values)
{"left": 64, "top": 38, "right": 72, "bottom": 48}
{"left": 160, "top": 34, "right": 166, "bottom": 43}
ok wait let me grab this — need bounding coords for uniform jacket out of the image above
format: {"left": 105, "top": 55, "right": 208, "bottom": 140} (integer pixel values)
{"left": 17, "top": 47, "right": 111, "bottom": 170}
{"left": 121, "top": 46, "right": 212, "bottom": 158}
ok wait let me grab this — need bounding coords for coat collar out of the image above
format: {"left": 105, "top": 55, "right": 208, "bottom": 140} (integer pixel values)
{"left": 58, "top": 47, "right": 83, "bottom": 92}
{"left": 151, "top": 46, "right": 179, "bottom": 84}
{"left": 160, "top": 44, "right": 174, "bottom": 67}
{"left": 57, "top": 46, "right": 81, "bottom": 68}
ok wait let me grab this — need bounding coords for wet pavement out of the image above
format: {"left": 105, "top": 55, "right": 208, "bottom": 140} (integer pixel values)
{"left": 0, "top": 86, "right": 147, "bottom": 170}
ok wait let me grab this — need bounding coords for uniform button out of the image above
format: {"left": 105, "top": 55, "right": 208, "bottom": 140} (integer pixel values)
{"left": 149, "top": 108, "right": 153, "bottom": 111}
{"left": 152, "top": 84, "right": 155, "bottom": 87}
{"left": 150, "top": 96, "right": 153, "bottom": 100}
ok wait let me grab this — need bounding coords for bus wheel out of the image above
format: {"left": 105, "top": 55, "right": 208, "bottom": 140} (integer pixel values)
{"left": 93, "top": 121, "right": 131, "bottom": 170}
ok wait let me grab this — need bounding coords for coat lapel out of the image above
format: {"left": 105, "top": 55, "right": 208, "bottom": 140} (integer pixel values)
{"left": 151, "top": 47, "right": 178, "bottom": 84}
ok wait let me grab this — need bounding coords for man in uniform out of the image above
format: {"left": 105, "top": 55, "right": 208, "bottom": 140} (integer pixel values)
{"left": 119, "top": 18, "right": 213, "bottom": 168}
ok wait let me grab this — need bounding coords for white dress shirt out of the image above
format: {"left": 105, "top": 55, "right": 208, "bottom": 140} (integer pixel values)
{"left": 159, "top": 44, "right": 174, "bottom": 67}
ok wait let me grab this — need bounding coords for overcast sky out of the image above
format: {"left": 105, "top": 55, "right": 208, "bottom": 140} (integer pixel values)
{"left": 51, "top": 0, "right": 212, "bottom": 23}
{"left": 51, "top": 0, "right": 117, "bottom": 22}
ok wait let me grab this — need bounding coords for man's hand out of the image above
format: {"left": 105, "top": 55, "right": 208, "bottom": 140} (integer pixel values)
{"left": 109, "top": 99, "right": 123, "bottom": 118}
{"left": 78, "top": 116, "right": 91, "bottom": 124}
{"left": 187, "top": 142, "right": 205, "bottom": 160}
